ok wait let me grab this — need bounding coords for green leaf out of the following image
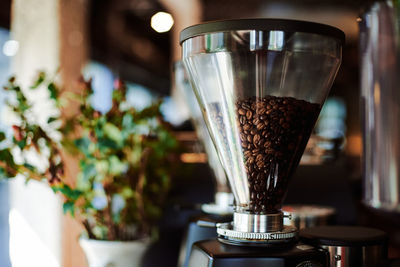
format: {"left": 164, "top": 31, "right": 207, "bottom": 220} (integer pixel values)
{"left": 129, "top": 146, "right": 142, "bottom": 165}
{"left": 103, "top": 123, "right": 122, "bottom": 144}
{"left": 23, "top": 163, "right": 35, "bottom": 172}
{"left": 16, "top": 91, "right": 29, "bottom": 111}
{"left": 60, "top": 139, "right": 79, "bottom": 154}
{"left": 52, "top": 184, "right": 82, "bottom": 201}
{"left": 47, "top": 117, "right": 58, "bottom": 124}
{"left": 139, "top": 101, "right": 161, "bottom": 118}
{"left": 0, "top": 149, "right": 14, "bottom": 164}
{"left": 109, "top": 155, "right": 126, "bottom": 176}
{"left": 97, "top": 137, "right": 118, "bottom": 151}
{"left": 121, "top": 187, "right": 134, "bottom": 198}
{"left": 47, "top": 83, "right": 58, "bottom": 99}
{"left": 94, "top": 160, "right": 108, "bottom": 176}
{"left": 30, "top": 72, "right": 46, "bottom": 89}
{"left": 14, "top": 138, "right": 26, "bottom": 149}
{"left": 122, "top": 114, "right": 134, "bottom": 129}
{"left": 112, "top": 90, "right": 123, "bottom": 102}
{"left": 63, "top": 201, "right": 75, "bottom": 217}
{"left": 76, "top": 172, "right": 91, "bottom": 191}
{"left": 82, "top": 163, "right": 97, "bottom": 181}
{"left": 92, "top": 225, "right": 108, "bottom": 240}
{"left": 112, "top": 213, "right": 121, "bottom": 224}
{"left": 74, "top": 137, "right": 91, "bottom": 155}
{"left": 0, "top": 132, "right": 5, "bottom": 142}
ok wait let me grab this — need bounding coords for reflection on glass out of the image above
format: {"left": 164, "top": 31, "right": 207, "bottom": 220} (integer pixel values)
{"left": 174, "top": 61, "right": 230, "bottom": 194}
{"left": 303, "top": 97, "right": 347, "bottom": 163}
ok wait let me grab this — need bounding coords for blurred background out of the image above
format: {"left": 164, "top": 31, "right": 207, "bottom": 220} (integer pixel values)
{"left": 0, "top": 0, "right": 398, "bottom": 267}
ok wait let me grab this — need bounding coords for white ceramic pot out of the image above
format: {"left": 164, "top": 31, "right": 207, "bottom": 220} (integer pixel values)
{"left": 79, "top": 237, "right": 150, "bottom": 267}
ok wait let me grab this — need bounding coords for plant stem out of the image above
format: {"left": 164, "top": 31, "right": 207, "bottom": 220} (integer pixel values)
{"left": 0, "top": 160, "right": 44, "bottom": 181}
{"left": 136, "top": 147, "right": 152, "bottom": 234}
{"left": 82, "top": 220, "right": 96, "bottom": 239}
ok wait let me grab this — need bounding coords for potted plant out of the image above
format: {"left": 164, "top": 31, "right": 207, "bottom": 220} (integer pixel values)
{"left": 0, "top": 73, "right": 181, "bottom": 266}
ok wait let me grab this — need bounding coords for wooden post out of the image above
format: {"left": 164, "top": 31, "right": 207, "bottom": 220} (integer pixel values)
{"left": 11, "top": 0, "right": 89, "bottom": 266}
{"left": 159, "top": 0, "right": 202, "bottom": 63}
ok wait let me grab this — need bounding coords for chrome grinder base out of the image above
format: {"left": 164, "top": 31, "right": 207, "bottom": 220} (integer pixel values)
{"left": 216, "top": 211, "right": 298, "bottom": 246}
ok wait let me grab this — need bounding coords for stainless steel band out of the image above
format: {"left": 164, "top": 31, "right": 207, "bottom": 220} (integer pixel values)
{"left": 322, "top": 244, "right": 386, "bottom": 267}
{"left": 233, "top": 212, "right": 284, "bottom": 233}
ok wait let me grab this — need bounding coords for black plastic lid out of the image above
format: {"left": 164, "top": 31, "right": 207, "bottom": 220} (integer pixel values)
{"left": 180, "top": 18, "right": 345, "bottom": 45}
{"left": 300, "top": 226, "right": 387, "bottom": 247}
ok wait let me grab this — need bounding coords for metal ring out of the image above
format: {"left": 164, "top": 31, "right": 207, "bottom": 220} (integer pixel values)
{"left": 217, "top": 222, "right": 297, "bottom": 244}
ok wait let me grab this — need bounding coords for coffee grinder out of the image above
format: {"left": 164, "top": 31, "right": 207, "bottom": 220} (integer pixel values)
{"left": 180, "top": 19, "right": 344, "bottom": 266}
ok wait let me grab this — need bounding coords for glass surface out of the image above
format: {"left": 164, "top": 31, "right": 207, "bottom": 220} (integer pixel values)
{"left": 360, "top": 1, "right": 400, "bottom": 213}
{"left": 182, "top": 27, "right": 342, "bottom": 214}
{"left": 174, "top": 61, "right": 230, "bottom": 193}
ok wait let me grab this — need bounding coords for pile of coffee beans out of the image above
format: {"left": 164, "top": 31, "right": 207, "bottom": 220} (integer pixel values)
{"left": 236, "top": 95, "right": 320, "bottom": 213}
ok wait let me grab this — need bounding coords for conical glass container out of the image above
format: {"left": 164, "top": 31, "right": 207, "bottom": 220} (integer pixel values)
{"left": 174, "top": 61, "right": 233, "bottom": 214}
{"left": 181, "top": 19, "right": 343, "bottom": 244}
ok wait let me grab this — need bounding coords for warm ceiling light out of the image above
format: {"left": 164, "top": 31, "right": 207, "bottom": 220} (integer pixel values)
{"left": 151, "top": 12, "right": 174, "bottom": 33}
{"left": 3, "top": 40, "right": 19, "bottom": 57}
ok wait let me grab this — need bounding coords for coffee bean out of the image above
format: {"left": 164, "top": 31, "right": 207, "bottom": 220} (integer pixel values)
{"left": 236, "top": 95, "right": 320, "bottom": 214}
{"left": 241, "top": 141, "right": 248, "bottom": 148}
{"left": 246, "top": 110, "right": 252, "bottom": 120}
{"left": 242, "top": 103, "right": 250, "bottom": 110}
{"left": 256, "top": 159, "right": 264, "bottom": 169}
{"left": 248, "top": 156, "right": 254, "bottom": 164}
{"left": 256, "top": 122, "right": 265, "bottom": 130}
{"left": 256, "top": 102, "right": 264, "bottom": 109}
{"left": 257, "top": 139, "right": 264, "bottom": 147}
{"left": 247, "top": 135, "right": 253, "bottom": 143}
{"left": 253, "top": 134, "right": 260, "bottom": 145}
